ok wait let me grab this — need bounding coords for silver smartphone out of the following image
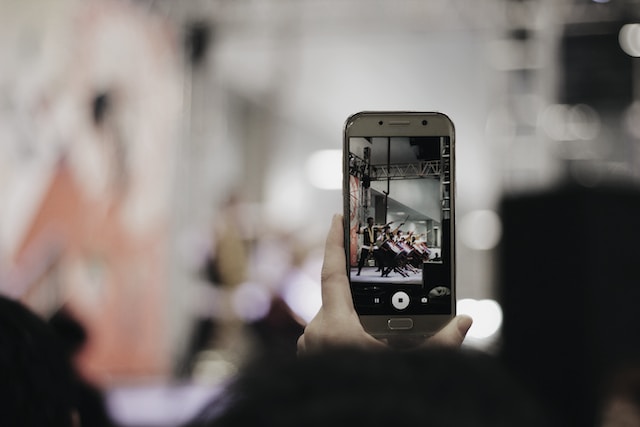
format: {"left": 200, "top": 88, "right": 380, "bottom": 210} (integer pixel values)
{"left": 343, "top": 111, "right": 456, "bottom": 339}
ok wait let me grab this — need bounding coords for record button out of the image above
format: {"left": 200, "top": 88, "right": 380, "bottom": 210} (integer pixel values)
{"left": 391, "top": 291, "right": 410, "bottom": 310}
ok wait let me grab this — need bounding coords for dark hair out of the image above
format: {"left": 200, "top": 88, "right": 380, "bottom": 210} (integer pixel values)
{"left": 187, "top": 346, "right": 546, "bottom": 427}
{"left": 0, "top": 296, "right": 76, "bottom": 427}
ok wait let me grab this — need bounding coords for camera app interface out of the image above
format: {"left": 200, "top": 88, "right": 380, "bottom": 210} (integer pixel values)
{"left": 347, "top": 136, "right": 452, "bottom": 315}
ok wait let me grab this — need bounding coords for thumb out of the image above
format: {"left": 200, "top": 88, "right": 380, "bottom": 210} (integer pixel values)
{"left": 425, "top": 315, "right": 473, "bottom": 348}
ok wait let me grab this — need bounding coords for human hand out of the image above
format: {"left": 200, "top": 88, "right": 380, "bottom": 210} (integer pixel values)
{"left": 297, "top": 214, "right": 473, "bottom": 355}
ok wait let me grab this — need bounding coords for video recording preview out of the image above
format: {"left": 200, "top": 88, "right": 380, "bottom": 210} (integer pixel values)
{"left": 347, "top": 135, "right": 452, "bottom": 315}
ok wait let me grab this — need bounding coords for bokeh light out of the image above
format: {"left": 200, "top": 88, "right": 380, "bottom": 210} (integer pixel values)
{"left": 306, "top": 149, "right": 342, "bottom": 190}
{"left": 459, "top": 209, "right": 502, "bottom": 251}
{"left": 619, "top": 23, "right": 640, "bottom": 57}
{"left": 457, "top": 298, "right": 503, "bottom": 340}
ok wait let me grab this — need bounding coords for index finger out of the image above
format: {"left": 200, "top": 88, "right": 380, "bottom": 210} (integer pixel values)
{"left": 320, "top": 214, "right": 355, "bottom": 312}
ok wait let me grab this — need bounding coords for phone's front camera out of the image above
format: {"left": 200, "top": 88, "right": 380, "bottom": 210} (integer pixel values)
{"left": 421, "top": 120, "right": 428, "bottom": 126}
{"left": 378, "top": 120, "right": 384, "bottom": 125}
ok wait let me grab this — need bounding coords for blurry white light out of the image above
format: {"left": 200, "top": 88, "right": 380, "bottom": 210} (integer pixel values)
{"left": 540, "top": 104, "right": 570, "bottom": 141}
{"left": 231, "top": 282, "right": 272, "bottom": 322}
{"left": 459, "top": 210, "right": 502, "bottom": 251}
{"left": 281, "top": 266, "right": 322, "bottom": 323}
{"left": 306, "top": 149, "right": 342, "bottom": 190}
{"left": 567, "top": 104, "right": 600, "bottom": 140}
{"left": 625, "top": 101, "right": 640, "bottom": 139}
{"left": 539, "top": 103, "right": 600, "bottom": 141}
{"left": 619, "top": 24, "right": 640, "bottom": 57}
{"left": 192, "top": 351, "right": 238, "bottom": 384}
{"left": 457, "top": 298, "right": 503, "bottom": 340}
{"left": 252, "top": 237, "right": 293, "bottom": 288}
{"left": 265, "top": 170, "right": 309, "bottom": 230}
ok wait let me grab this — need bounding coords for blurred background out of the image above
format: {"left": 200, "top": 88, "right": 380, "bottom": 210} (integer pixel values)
{"left": 1, "top": 0, "right": 640, "bottom": 425}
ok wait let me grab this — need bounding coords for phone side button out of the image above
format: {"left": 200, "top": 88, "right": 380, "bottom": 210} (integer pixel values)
{"left": 387, "top": 318, "right": 414, "bottom": 330}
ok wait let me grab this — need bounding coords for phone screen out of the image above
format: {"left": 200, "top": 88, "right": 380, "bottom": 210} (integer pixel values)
{"left": 345, "top": 122, "right": 454, "bottom": 318}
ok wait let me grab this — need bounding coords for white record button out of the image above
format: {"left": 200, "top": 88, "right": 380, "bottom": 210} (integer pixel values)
{"left": 391, "top": 291, "right": 410, "bottom": 310}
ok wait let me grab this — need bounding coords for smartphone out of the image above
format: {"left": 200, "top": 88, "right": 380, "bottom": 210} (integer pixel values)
{"left": 343, "top": 111, "right": 455, "bottom": 339}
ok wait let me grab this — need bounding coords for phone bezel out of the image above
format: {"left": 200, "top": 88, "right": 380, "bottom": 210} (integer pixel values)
{"left": 343, "top": 111, "right": 456, "bottom": 338}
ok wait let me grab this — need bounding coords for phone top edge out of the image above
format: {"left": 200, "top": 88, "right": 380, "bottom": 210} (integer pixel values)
{"left": 344, "top": 111, "right": 454, "bottom": 137}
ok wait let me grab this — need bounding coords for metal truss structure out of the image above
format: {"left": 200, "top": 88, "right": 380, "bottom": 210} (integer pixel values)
{"left": 370, "top": 160, "right": 441, "bottom": 181}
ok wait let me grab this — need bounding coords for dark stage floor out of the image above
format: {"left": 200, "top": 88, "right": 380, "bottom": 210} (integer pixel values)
{"left": 350, "top": 266, "right": 421, "bottom": 285}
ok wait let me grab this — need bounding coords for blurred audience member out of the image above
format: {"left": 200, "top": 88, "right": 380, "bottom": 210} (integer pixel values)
{"left": 208, "top": 192, "right": 249, "bottom": 290}
{"left": 248, "top": 295, "right": 304, "bottom": 358}
{"left": 49, "top": 308, "right": 117, "bottom": 427}
{"left": 183, "top": 346, "right": 547, "bottom": 427}
{"left": 499, "top": 181, "right": 640, "bottom": 427}
{"left": 178, "top": 192, "right": 252, "bottom": 377}
{"left": 599, "top": 364, "right": 640, "bottom": 427}
{"left": 0, "top": 295, "right": 77, "bottom": 426}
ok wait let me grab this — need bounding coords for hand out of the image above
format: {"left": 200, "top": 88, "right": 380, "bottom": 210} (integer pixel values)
{"left": 297, "top": 214, "right": 473, "bottom": 355}
{"left": 297, "top": 214, "right": 384, "bottom": 354}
